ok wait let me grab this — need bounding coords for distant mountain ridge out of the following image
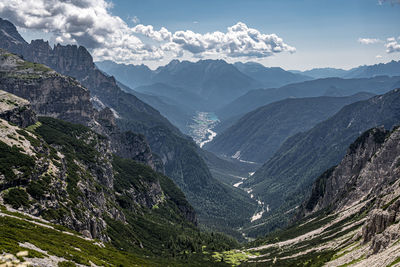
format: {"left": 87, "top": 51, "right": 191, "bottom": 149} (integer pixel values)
{"left": 97, "top": 59, "right": 261, "bottom": 110}
{"left": 217, "top": 75, "right": 400, "bottom": 121}
{"left": 234, "top": 61, "right": 312, "bottom": 88}
{"left": 290, "top": 67, "right": 348, "bottom": 79}
{"left": 206, "top": 92, "right": 375, "bottom": 163}
{"left": 291, "top": 60, "right": 400, "bottom": 79}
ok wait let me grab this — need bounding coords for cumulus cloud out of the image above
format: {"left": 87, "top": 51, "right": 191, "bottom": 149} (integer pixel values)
{"left": 135, "top": 22, "right": 296, "bottom": 58}
{"left": 358, "top": 38, "right": 382, "bottom": 45}
{"left": 132, "top": 24, "right": 172, "bottom": 42}
{"left": 385, "top": 37, "right": 400, "bottom": 53}
{"left": 0, "top": 0, "right": 162, "bottom": 62}
{"left": 0, "top": 0, "right": 295, "bottom": 63}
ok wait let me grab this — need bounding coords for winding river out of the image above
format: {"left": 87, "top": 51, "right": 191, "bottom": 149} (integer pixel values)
{"left": 189, "top": 112, "right": 219, "bottom": 147}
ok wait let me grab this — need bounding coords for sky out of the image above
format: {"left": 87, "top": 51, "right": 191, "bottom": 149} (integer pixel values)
{"left": 0, "top": 0, "right": 399, "bottom": 70}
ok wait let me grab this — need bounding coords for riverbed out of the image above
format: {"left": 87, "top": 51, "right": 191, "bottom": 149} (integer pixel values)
{"left": 189, "top": 112, "right": 219, "bottom": 148}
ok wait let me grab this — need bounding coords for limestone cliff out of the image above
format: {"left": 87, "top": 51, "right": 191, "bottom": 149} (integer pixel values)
{"left": 300, "top": 124, "right": 400, "bottom": 255}
{"left": 246, "top": 125, "right": 400, "bottom": 266}
{"left": 0, "top": 90, "right": 36, "bottom": 127}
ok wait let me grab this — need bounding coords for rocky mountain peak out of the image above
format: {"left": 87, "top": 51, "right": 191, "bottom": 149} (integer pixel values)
{"left": 0, "top": 18, "right": 27, "bottom": 48}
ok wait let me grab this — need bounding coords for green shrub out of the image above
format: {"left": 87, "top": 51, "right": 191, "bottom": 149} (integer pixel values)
{"left": 57, "top": 261, "right": 76, "bottom": 267}
{"left": 0, "top": 140, "right": 35, "bottom": 182}
{"left": 3, "top": 188, "right": 29, "bottom": 209}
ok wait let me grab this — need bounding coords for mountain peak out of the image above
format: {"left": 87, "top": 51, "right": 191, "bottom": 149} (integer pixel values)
{"left": 0, "top": 18, "right": 27, "bottom": 48}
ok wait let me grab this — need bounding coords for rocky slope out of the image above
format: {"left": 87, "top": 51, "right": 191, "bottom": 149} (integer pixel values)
{"left": 0, "top": 90, "right": 36, "bottom": 127}
{"left": 212, "top": 126, "right": 400, "bottom": 266}
{"left": 243, "top": 88, "right": 400, "bottom": 236}
{"left": 0, "top": 48, "right": 156, "bottom": 170}
{"left": 206, "top": 93, "right": 374, "bottom": 164}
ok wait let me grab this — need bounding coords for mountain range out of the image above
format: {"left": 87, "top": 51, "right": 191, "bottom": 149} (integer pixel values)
{"left": 97, "top": 59, "right": 261, "bottom": 110}
{"left": 217, "top": 75, "right": 400, "bottom": 121}
{"left": 206, "top": 92, "right": 375, "bottom": 163}
{"left": 291, "top": 60, "right": 400, "bottom": 79}
{"left": 233, "top": 61, "right": 312, "bottom": 88}
{"left": 243, "top": 88, "right": 400, "bottom": 236}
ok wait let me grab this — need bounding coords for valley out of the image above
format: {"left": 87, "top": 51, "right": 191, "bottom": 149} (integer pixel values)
{"left": 189, "top": 111, "right": 219, "bottom": 148}
{"left": 0, "top": 3, "right": 399, "bottom": 266}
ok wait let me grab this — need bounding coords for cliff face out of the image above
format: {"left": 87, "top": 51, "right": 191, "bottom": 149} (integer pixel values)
{"left": 0, "top": 49, "right": 94, "bottom": 125}
{"left": 0, "top": 90, "right": 36, "bottom": 127}
{"left": 300, "top": 125, "right": 400, "bottom": 254}
{"left": 0, "top": 18, "right": 189, "bottom": 175}
{"left": 244, "top": 87, "right": 400, "bottom": 236}
{"left": 245, "top": 126, "right": 400, "bottom": 266}
{"left": 0, "top": 49, "right": 156, "bottom": 169}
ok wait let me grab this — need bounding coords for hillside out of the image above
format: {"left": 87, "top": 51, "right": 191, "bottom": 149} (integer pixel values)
{"left": 243, "top": 88, "right": 400, "bottom": 236}
{"left": 0, "top": 90, "right": 242, "bottom": 265}
{"left": 210, "top": 126, "right": 400, "bottom": 266}
{"left": 217, "top": 75, "right": 400, "bottom": 121}
{"left": 206, "top": 93, "right": 374, "bottom": 163}
{"left": 117, "top": 81, "right": 195, "bottom": 134}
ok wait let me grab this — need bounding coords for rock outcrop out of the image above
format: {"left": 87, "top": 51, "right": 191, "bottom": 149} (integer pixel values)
{"left": 300, "top": 125, "right": 400, "bottom": 254}
{"left": 0, "top": 90, "right": 36, "bottom": 127}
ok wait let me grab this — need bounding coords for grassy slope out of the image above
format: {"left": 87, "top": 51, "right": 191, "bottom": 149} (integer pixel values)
{"left": 0, "top": 206, "right": 231, "bottom": 266}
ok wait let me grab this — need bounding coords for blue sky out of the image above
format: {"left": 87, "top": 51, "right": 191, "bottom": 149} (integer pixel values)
{"left": 4, "top": 0, "right": 400, "bottom": 70}
{"left": 110, "top": 0, "right": 400, "bottom": 69}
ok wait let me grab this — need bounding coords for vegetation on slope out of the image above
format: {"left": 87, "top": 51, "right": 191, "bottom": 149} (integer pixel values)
{"left": 0, "top": 115, "right": 239, "bottom": 265}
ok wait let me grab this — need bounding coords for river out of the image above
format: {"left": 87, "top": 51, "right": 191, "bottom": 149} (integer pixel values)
{"left": 189, "top": 112, "right": 219, "bottom": 148}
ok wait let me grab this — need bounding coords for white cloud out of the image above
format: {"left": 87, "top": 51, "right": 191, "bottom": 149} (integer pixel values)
{"left": 0, "top": 0, "right": 295, "bottom": 63}
{"left": 385, "top": 37, "right": 400, "bottom": 53}
{"left": 0, "top": 0, "right": 162, "bottom": 62}
{"left": 376, "top": 55, "right": 383, "bottom": 58}
{"left": 136, "top": 21, "right": 296, "bottom": 58}
{"left": 132, "top": 24, "right": 172, "bottom": 42}
{"left": 358, "top": 38, "right": 382, "bottom": 45}
{"left": 378, "top": 0, "right": 400, "bottom": 4}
